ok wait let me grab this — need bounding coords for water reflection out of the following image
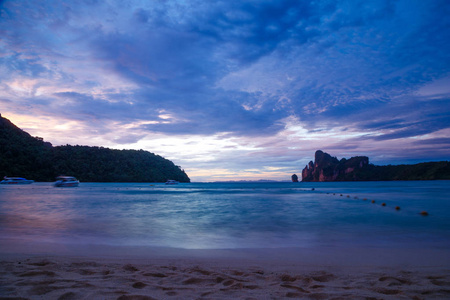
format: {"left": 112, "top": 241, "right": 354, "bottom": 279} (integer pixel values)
{"left": 1, "top": 181, "right": 449, "bottom": 249}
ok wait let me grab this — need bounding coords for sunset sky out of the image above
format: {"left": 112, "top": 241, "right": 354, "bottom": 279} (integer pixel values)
{"left": 1, "top": 0, "right": 449, "bottom": 182}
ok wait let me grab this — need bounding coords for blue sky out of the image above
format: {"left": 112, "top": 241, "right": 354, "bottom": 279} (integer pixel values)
{"left": 1, "top": 0, "right": 449, "bottom": 181}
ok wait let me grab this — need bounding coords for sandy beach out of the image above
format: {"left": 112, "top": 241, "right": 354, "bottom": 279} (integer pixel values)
{"left": 1, "top": 241, "right": 450, "bottom": 299}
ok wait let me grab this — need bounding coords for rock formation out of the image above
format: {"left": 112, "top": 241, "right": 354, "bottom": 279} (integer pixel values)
{"left": 301, "top": 150, "right": 450, "bottom": 181}
{"left": 302, "top": 150, "right": 368, "bottom": 182}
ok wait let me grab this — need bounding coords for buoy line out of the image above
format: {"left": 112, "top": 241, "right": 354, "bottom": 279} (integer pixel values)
{"left": 321, "top": 190, "right": 433, "bottom": 216}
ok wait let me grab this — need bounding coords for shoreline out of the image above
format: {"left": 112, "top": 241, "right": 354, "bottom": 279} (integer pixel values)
{"left": 2, "top": 237, "right": 450, "bottom": 270}
{"left": 1, "top": 240, "right": 450, "bottom": 299}
{"left": 2, "top": 237, "right": 450, "bottom": 267}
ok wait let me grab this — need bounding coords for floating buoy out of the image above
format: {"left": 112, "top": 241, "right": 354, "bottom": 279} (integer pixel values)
{"left": 371, "top": 200, "right": 375, "bottom": 203}
{"left": 340, "top": 194, "right": 343, "bottom": 196}
{"left": 395, "top": 206, "right": 401, "bottom": 210}
{"left": 381, "top": 203, "right": 386, "bottom": 206}
{"left": 311, "top": 188, "right": 315, "bottom": 191}
{"left": 420, "top": 211, "right": 429, "bottom": 216}
{"left": 347, "top": 195, "right": 350, "bottom": 198}
{"left": 363, "top": 198, "right": 367, "bottom": 201}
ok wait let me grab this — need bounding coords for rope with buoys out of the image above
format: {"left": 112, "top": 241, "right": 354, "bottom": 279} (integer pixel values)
{"left": 318, "top": 189, "right": 431, "bottom": 216}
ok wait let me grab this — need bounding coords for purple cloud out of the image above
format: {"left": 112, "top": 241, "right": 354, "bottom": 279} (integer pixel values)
{"left": 0, "top": 0, "right": 449, "bottom": 180}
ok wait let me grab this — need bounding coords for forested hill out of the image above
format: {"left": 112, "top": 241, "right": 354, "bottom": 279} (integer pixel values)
{"left": 0, "top": 114, "right": 190, "bottom": 182}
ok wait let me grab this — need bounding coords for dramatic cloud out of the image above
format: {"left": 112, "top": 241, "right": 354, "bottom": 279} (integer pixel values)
{"left": 0, "top": 0, "right": 449, "bottom": 181}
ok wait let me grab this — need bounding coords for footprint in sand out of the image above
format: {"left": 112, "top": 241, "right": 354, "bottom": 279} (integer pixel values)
{"left": 379, "top": 276, "right": 412, "bottom": 286}
{"left": 280, "top": 284, "right": 309, "bottom": 293}
{"left": 101, "top": 269, "right": 113, "bottom": 276}
{"left": 132, "top": 282, "right": 147, "bottom": 289}
{"left": 373, "top": 287, "right": 402, "bottom": 295}
{"left": 57, "top": 291, "right": 77, "bottom": 300}
{"left": 311, "top": 284, "right": 325, "bottom": 289}
{"left": 285, "top": 292, "right": 301, "bottom": 298}
{"left": 143, "top": 272, "right": 167, "bottom": 278}
{"left": 123, "top": 264, "right": 139, "bottom": 272}
{"left": 19, "top": 270, "right": 56, "bottom": 277}
{"left": 222, "top": 279, "right": 234, "bottom": 286}
{"left": 311, "top": 272, "right": 335, "bottom": 283}
{"left": 430, "top": 279, "right": 450, "bottom": 286}
{"left": 182, "top": 277, "right": 205, "bottom": 285}
{"left": 281, "top": 274, "right": 297, "bottom": 282}
{"left": 77, "top": 269, "right": 97, "bottom": 275}
{"left": 243, "top": 284, "right": 259, "bottom": 290}
{"left": 69, "top": 261, "right": 100, "bottom": 268}
{"left": 27, "top": 260, "right": 54, "bottom": 267}
{"left": 192, "top": 268, "right": 212, "bottom": 275}
{"left": 28, "top": 285, "right": 63, "bottom": 296}
{"left": 70, "top": 282, "right": 95, "bottom": 288}
{"left": 117, "top": 295, "right": 157, "bottom": 300}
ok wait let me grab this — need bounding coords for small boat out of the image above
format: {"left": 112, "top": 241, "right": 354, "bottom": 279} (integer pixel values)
{"left": 54, "top": 176, "right": 79, "bottom": 187}
{"left": 165, "top": 180, "right": 179, "bottom": 185}
{"left": 0, "top": 176, "right": 34, "bottom": 184}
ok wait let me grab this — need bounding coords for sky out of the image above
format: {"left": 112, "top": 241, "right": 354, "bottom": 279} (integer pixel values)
{"left": 0, "top": 0, "right": 449, "bottom": 182}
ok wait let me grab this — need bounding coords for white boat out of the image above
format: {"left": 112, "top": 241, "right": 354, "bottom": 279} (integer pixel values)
{"left": 0, "top": 176, "right": 34, "bottom": 184}
{"left": 54, "top": 176, "right": 79, "bottom": 187}
{"left": 165, "top": 180, "right": 179, "bottom": 185}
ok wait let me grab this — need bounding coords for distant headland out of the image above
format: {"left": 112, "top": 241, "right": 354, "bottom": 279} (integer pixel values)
{"left": 0, "top": 113, "right": 190, "bottom": 182}
{"left": 300, "top": 150, "right": 450, "bottom": 182}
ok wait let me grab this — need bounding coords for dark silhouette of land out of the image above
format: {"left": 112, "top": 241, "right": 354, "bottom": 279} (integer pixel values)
{"left": 302, "top": 150, "right": 450, "bottom": 181}
{"left": 0, "top": 113, "right": 190, "bottom": 182}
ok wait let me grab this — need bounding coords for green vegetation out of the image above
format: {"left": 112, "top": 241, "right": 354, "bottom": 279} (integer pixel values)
{"left": 0, "top": 114, "right": 190, "bottom": 182}
{"left": 363, "top": 162, "right": 450, "bottom": 181}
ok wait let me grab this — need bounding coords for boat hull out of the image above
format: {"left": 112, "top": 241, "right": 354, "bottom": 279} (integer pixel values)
{"left": 0, "top": 180, "right": 34, "bottom": 184}
{"left": 54, "top": 176, "right": 80, "bottom": 187}
{"left": 1, "top": 177, "right": 34, "bottom": 184}
{"left": 165, "top": 180, "right": 179, "bottom": 185}
{"left": 54, "top": 182, "right": 79, "bottom": 187}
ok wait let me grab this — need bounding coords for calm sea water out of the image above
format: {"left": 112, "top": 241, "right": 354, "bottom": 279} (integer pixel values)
{"left": 0, "top": 181, "right": 449, "bottom": 250}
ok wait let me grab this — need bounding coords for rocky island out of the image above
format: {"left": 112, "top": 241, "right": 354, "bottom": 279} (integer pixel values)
{"left": 301, "top": 150, "right": 450, "bottom": 182}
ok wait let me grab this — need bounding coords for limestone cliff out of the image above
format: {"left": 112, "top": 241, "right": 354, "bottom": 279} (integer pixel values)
{"left": 302, "top": 150, "right": 369, "bottom": 182}
{"left": 301, "top": 150, "right": 450, "bottom": 181}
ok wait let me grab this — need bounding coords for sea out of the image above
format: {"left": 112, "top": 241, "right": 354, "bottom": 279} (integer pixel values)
{"left": 0, "top": 181, "right": 449, "bottom": 251}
